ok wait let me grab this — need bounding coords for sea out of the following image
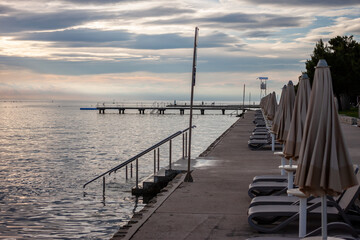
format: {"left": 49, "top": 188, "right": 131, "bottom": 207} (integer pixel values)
{"left": 0, "top": 100, "right": 239, "bottom": 239}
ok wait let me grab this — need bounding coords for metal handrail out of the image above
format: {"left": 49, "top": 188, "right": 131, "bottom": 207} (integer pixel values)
{"left": 83, "top": 125, "right": 196, "bottom": 188}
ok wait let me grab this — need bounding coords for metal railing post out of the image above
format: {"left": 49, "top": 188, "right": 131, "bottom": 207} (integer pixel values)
{"left": 83, "top": 126, "right": 196, "bottom": 189}
{"left": 185, "top": 132, "right": 188, "bottom": 158}
{"left": 154, "top": 149, "right": 156, "bottom": 174}
{"left": 169, "top": 139, "right": 172, "bottom": 170}
{"left": 103, "top": 176, "right": 105, "bottom": 196}
{"left": 182, "top": 133, "right": 185, "bottom": 159}
{"left": 125, "top": 165, "right": 128, "bottom": 180}
{"left": 157, "top": 148, "right": 160, "bottom": 171}
{"left": 135, "top": 159, "right": 139, "bottom": 189}
{"left": 131, "top": 163, "right": 133, "bottom": 178}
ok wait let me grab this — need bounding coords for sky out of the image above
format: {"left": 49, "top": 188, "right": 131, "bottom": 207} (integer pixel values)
{"left": 0, "top": 0, "right": 359, "bottom": 103}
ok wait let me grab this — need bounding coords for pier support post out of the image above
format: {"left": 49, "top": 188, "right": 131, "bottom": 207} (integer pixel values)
{"left": 180, "top": 109, "right": 184, "bottom": 115}
{"left": 200, "top": 109, "right": 205, "bottom": 115}
{"left": 222, "top": 109, "right": 225, "bottom": 115}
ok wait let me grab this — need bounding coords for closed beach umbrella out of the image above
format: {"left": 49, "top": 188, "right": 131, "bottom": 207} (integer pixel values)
{"left": 276, "top": 81, "right": 295, "bottom": 143}
{"left": 260, "top": 95, "right": 266, "bottom": 110}
{"left": 271, "top": 85, "right": 287, "bottom": 134}
{"left": 262, "top": 94, "right": 270, "bottom": 115}
{"left": 294, "top": 59, "right": 358, "bottom": 238}
{"left": 264, "top": 93, "right": 271, "bottom": 117}
{"left": 266, "top": 92, "right": 277, "bottom": 121}
{"left": 283, "top": 73, "right": 311, "bottom": 160}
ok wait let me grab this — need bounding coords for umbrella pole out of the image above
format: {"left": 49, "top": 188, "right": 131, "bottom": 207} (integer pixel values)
{"left": 299, "top": 197, "right": 307, "bottom": 238}
{"left": 287, "top": 173, "right": 293, "bottom": 195}
{"left": 321, "top": 195, "right": 327, "bottom": 239}
{"left": 281, "top": 144, "right": 285, "bottom": 175}
{"left": 271, "top": 133, "right": 275, "bottom": 151}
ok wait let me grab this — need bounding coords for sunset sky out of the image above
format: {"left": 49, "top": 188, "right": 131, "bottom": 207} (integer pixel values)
{"left": 0, "top": 0, "right": 359, "bottom": 102}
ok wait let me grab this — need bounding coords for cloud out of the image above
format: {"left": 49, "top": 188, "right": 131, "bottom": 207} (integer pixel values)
{"left": 17, "top": 29, "right": 240, "bottom": 49}
{"left": 0, "top": 9, "right": 116, "bottom": 33}
{"left": 147, "top": 12, "right": 306, "bottom": 30}
{"left": 0, "top": 4, "right": 15, "bottom": 14}
{"left": 61, "top": 0, "right": 140, "bottom": 4}
{"left": 18, "top": 29, "right": 132, "bottom": 43}
{"left": 244, "top": 31, "right": 273, "bottom": 38}
{"left": 0, "top": 67, "right": 301, "bottom": 102}
{"left": 240, "top": 0, "right": 360, "bottom": 6}
{"left": 0, "top": 53, "right": 303, "bottom": 76}
{"left": 296, "top": 17, "right": 360, "bottom": 43}
{"left": 121, "top": 6, "right": 195, "bottom": 18}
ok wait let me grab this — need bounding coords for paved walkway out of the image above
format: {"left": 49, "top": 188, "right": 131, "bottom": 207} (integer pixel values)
{"left": 115, "top": 111, "right": 360, "bottom": 240}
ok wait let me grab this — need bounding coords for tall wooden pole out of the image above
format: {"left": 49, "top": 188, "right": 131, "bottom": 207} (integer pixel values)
{"left": 185, "top": 27, "right": 199, "bottom": 182}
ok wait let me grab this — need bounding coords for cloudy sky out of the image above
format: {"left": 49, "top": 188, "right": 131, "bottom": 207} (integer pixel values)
{"left": 0, "top": 0, "right": 359, "bottom": 102}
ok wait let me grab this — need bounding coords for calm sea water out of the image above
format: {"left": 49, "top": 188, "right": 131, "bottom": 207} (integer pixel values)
{"left": 0, "top": 101, "right": 238, "bottom": 239}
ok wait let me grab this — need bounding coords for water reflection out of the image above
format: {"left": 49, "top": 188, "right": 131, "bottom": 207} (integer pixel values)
{"left": 0, "top": 101, "right": 237, "bottom": 239}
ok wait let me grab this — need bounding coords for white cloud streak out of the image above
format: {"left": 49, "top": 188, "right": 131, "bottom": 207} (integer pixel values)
{"left": 0, "top": 0, "right": 359, "bottom": 100}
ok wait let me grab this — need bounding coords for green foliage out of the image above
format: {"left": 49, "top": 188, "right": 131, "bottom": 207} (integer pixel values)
{"left": 305, "top": 36, "right": 360, "bottom": 110}
{"left": 339, "top": 107, "right": 359, "bottom": 118}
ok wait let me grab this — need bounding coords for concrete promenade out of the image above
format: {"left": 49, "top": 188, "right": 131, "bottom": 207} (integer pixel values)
{"left": 116, "top": 111, "right": 360, "bottom": 240}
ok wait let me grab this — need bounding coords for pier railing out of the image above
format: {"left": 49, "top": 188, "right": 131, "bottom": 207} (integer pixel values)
{"left": 83, "top": 126, "right": 196, "bottom": 191}
{"left": 96, "top": 101, "right": 169, "bottom": 108}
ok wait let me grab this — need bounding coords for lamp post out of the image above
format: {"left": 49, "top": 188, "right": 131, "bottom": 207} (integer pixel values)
{"left": 184, "top": 27, "right": 199, "bottom": 182}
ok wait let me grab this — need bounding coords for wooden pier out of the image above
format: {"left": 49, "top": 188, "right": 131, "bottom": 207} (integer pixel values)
{"left": 96, "top": 102, "right": 259, "bottom": 115}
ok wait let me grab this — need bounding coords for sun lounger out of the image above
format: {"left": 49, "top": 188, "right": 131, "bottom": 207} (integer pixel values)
{"left": 249, "top": 135, "right": 270, "bottom": 140}
{"left": 249, "top": 166, "right": 358, "bottom": 199}
{"left": 248, "top": 139, "right": 281, "bottom": 151}
{"left": 252, "top": 175, "right": 288, "bottom": 183}
{"left": 248, "top": 180, "right": 360, "bottom": 236}
{"left": 249, "top": 187, "right": 350, "bottom": 208}
{"left": 252, "top": 132, "right": 269, "bottom": 136}
{"left": 252, "top": 164, "right": 358, "bottom": 184}
{"left": 248, "top": 194, "right": 326, "bottom": 209}
{"left": 248, "top": 181, "right": 288, "bottom": 198}
{"left": 252, "top": 129, "right": 270, "bottom": 134}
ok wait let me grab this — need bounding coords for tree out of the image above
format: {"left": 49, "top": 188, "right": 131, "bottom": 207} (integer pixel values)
{"left": 305, "top": 36, "right": 360, "bottom": 110}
